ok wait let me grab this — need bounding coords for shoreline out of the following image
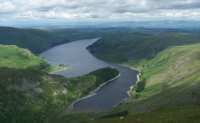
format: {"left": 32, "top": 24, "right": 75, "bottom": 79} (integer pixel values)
{"left": 49, "top": 65, "right": 70, "bottom": 74}
{"left": 121, "top": 64, "right": 141, "bottom": 96}
{"left": 42, "top": 38, "right": 139, "bottom": 113}
{"left": 67, "top": 39, "right": 140, "bottom": 113}
{"left": 112, "top": 64, "right": 141, "bottom": 109}
{"left": 67, "top": 72, "right": 121, "bottom": 111}
{"left": 67, "top": 65, "right": 140, "bottom": 113}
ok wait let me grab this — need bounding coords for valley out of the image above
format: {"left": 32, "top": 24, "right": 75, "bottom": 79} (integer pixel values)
{"left": 40, "top": 38, "right": 138, "bottom": 112}
{"left": 1, "top": 0, "right": 200, "bottom": 122}
{"left": 0, "top": 27, "right": 200, "bottom": 123}
{"left": 0, "top": 44, "right": 119, "bottom": 123}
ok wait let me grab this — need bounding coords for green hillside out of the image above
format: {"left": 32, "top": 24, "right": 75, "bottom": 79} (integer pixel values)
{"left": 95, "top": 43, "right": 200, "bottom": 123}
{"left": 127, "top": 43, "right": 200, "bottom": 112}
{"left": 58, "top": 43, "right": 200, "bottom": 123}
{"left": 88, "top": 29, "right": 200, "bottom": 63}
{"left": 0, "top": 27, "right": 69, "bottom": 53}
{"left": 1, "top": 27, "right": 200, "bottom": 123}
{"left": 0, "top": 45, "right": 47, "bottom": 69}
{"left": 0, "top": 45, "right": 119, "bottom": 123}
{"left": 0, "top": 27, "right": 104, "bottom": 53}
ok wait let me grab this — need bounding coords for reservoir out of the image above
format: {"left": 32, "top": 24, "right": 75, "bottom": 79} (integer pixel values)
{"left": 41, "top": 38, "right": 138, "bottom": 112}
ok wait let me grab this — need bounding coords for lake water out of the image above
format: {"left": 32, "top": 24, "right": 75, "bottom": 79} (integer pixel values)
{"left": 41, "top": 38, "right": 108, "bottom": 77}
{"left": 41, "top": 38, "right": 137, "bottom": 112}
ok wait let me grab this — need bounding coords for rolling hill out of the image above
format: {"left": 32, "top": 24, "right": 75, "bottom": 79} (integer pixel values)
{"left": 127, "top": 43, "right": 200, "bottom": 111}
{"left": 0, "top": 44, "right": 47, "bottom": 69}
{"left": 0, "top": 27, "right": 110, "bottom": 53}
{"left": 0, "top": 45, "right": 119, "bottom": 123}
{"left": 57, "top": 43, "right": 200, "bottom": 123}
{"left": 94, "top": 43, "right": 200, "bottom": 123}
{"left": 88, "top": 28, "right": 200, "bottom": 63}
{"left": 1, "top": 27, "right": 200, "bottom": 123}
{"left": 0, "top": 27, "right": 69, "bottom": 53}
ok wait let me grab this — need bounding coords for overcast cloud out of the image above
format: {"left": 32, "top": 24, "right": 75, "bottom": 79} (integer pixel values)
{"left": 0, "top": 0, "right": 200, "bottom": 24}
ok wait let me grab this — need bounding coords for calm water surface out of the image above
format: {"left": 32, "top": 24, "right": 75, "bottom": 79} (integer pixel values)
{"left": 41, "top": 38, "right": 108, "bottom": 77}
{"left": 41, "top": 38, "right": 137, "bottom": 112}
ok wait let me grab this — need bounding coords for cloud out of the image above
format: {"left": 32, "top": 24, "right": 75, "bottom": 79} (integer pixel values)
{"left": 0, "top": 0, "right": 200, "bottom": 23}
{"left": 0, "top": 1, "right": 16, "bottom": 13}
{"left": 148, "top": 0, "right": 200, "bottom": 10}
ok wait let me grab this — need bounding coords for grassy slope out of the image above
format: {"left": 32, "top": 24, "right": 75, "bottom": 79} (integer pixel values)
{"left": 0, "top": 45, "right": 67, "bottom": 123}
{"left": 56, "top": 105, "right": 200, "bottom": 123}
{"left": 128, "top": 43, "right": 200, "bottom": 109}
{"left": 94, "top": 43, "right": 200, "bottom": 123}
{"left": 94, "top": 105, "right": 200, "bottom": 123}
{"left": 0, "top": 45, "right": 119, "bottom": 123}
{"left": 58, "top": 43, "right": 200, "bottom": 123}
{"left": 0, "top": 45, "right": 46, "bottom": 69}
{"left": 52, "top": 29, "right": 200, "bottom": 123}
{"left": 2, "top": 27, "right": 200, "bottom": 122}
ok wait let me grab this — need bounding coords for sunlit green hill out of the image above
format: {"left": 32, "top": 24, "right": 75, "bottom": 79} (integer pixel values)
{"left": 0, "top": 44, "right": 47, "bottom": 69}
{"left": 0, "top": 45, "right": 118, "bottom": 123}
{"left": 94, "top": 43, "right": 200, "bottom": 123}
{"left": 129, "top": 43, "right": 200, "bottom": 109}
{"left": 58, "top": 43, "right": 200, "bottom": 123}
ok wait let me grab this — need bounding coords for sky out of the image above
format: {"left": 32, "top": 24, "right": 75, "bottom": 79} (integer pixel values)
{"left": 0, "top": 0, "right": 200, "bottom": 26}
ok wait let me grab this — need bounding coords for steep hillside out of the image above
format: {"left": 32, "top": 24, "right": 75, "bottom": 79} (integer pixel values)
{"left": 0, "top": 45, "right": 119, "bottom": 123}
{"left": 0, "top": 45, "right": 66, "bottom": 123}
{"left": 125, "top": 43, "right": 200, "bottom": 112}
{"left": 58, "top": 43, "right": 200, "bottom": 123}
{"left": 0, "top": 27, "right": 69, "bottom": 53}
{"left": 88, "top": 29, "right": 200, "bottom": 63}
{"left": 0, "top": 27, "right": 106, "bottom": 53}
{"left": 0, "top": 45, "right": 47, "bottom": 69}
{"left": 97, "top": 43, "right": 200, "bottom": 123}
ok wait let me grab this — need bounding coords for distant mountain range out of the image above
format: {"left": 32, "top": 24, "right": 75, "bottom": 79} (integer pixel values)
{"left": 2, "top": 20, "right": 200, "bottom": 30}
